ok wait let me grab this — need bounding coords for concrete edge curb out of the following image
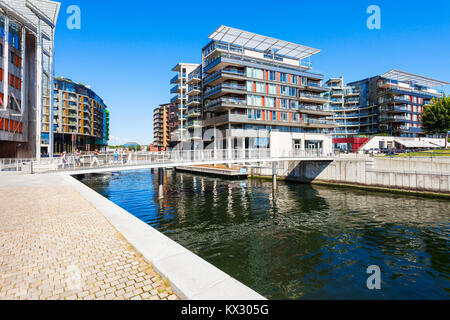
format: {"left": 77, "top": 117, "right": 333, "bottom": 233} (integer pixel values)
{"left": 60, "top": 173, "right": 266, "bottom": 301}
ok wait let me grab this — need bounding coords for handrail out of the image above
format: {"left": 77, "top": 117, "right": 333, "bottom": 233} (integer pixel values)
{"left": 0, "top": 149, "right": 337, "bottom": 174}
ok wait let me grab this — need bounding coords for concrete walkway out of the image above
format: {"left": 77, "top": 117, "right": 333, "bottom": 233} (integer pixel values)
{"left": 0, "top": 174, "right": 179, "bottom": 300}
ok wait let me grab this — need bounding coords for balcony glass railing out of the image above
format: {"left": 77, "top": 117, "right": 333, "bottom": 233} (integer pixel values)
{"left": 299, "top": 93, "right": 328, "bottom": 100}
{"left": 170, "top": 74, "right": 179, "bottom": 83}
{"left": 303, "top": 118, "right": 337, "bottom": 126}
{"left": 188, "top": 73, "right": 201, "bottom": 81}
{"left": 379, "top": 82, "right": 444, "bottom": 98}
{"left": 204, "top": 97, "right": 246, "bottom": 109}
{"left": 299, "top": 105, "right": 330, "bottom": 112}
{"left": 204, "top": 83, "right": 246, "bottom": 96}
{"left": 306, "top": 82, "right": 322, "bottom": 88}
{"left": 188, "top": 86, "right": 201, "bottom": 93}
{"left": 203, "top": 68, "right": 246, "bottom": 85}
{"left": 203, "top": 52, "right": 321, "bottom": 78}
{"left": 187, "top": 97, "right": 202, "bottom": 105}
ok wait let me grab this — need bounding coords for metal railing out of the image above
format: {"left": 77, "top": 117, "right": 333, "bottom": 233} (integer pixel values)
{"left": 0, "top": 149, "right": 337, "bottom": 174}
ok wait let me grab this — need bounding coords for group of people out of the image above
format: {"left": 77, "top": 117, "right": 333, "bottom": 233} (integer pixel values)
{"left": 112, "top": 148, "right": 135, "bottom": 165}
{"left": 59, "top": 148, "right": 136, "bottom": 169}
{"left": 60, "top": 149, "right": 101, "bottom": 169}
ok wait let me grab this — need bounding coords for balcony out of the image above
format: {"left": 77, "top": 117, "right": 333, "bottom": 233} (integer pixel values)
{"left": 186, "top": 96, "right": 202, "bottom": 107}
{"left": 203, "top": 68, "right": 246, "bottom": 86}
{"left": 298, "top": 93, "right": 329, "bottom": 104}
{"left": 203, "top": 52, "right": 321, "bottom": 76}
{"left": 345, "top": 98, "right": 359, "bottom": 104}
{"left": 381, "top": 106, "right": 409, "bottom": 113}
{"left": 204, "top": 83, "right": 246, "bottom": 99}
{"left": 298, "top": 105, "right": 335, "bottom": 116}
{"left": 379, "top": 82, "right": 444, "bottom": 99}
{"left": 170, "top": 74, "right": 180, "bottom": 84}
{"left": 204, "top": 97, "right": 247, "bottom": 111}
{"left": 302, "top": 118, "right": 338, "bottom": 128}
{"left": 380, "top": 115, "right": 410, "bottom": 123}
{"left": 187, "top": 120, "right": 202, "bottom": 129}
{"left": 202, "top": 113, "right": 337, "bottom": 129}
{"left": 171, "top": 85, "right": 183, "bottom": 94}
{"left": 187, "top": 109, "right": 202, "bottom": 118}
{"left": 187, "top": 85, "right": 201, "bottom": 96}
{"left": 187, "top": 73, "right": 201, "bottom": 85}
{"left": 303, "top": 82, "right": 329, "bottom": 92}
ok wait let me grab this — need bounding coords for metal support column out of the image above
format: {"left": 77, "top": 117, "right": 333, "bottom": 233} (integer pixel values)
{"left": 48, "top": 27, "right": 55, "bottom": 158}
{"left": 272, "top": 161, "right": 278, "bottom": 191}
{"left": 3, "top": 16, "right": 9, "bottom": 109}
{"left": 158, "top": 168, "right": 164, "bottom": 199}
{"left": 20, "top": 25, "right": 26, "bottom": 115}
{"left": 35, "top": 18, "right": 42, "bottom": 160}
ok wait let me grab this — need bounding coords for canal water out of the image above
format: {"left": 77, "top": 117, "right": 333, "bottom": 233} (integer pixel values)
{"left": 80, "top": 170, "right": 449, "bottom": 300}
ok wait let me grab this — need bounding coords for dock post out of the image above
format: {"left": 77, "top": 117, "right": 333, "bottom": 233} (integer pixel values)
{"left": 272, "top": 162, "right": 278, "bottom": 191}
{"left": 158, "top": 168, "right": 164, "bottom": 199}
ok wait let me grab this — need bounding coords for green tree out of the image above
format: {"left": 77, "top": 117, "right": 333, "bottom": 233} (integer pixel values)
{"left": 422, "top": 95, "right": 450, "bottom": 149}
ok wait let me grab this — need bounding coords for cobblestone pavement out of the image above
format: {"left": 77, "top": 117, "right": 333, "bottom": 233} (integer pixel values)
{"left": 0, "top": 185, "right": 179, "bottom": 300}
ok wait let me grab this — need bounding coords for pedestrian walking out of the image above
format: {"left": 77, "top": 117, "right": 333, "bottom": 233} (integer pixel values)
{"left": 91, "top": 149, "right": 100, "bottom": 167}
{"left": 75, "top": 149, "right": 82, "bottom": 168}
{"left": 61, "top": 151, "right": 67, "bottom": 169}
{"left": 113, "top": 149, "right": 119, "bottom": 165}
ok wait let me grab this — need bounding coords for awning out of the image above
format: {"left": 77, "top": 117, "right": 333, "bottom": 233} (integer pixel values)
{"left": 382, "top": 69, "right": 449, "bottom": 88}
{"left": 395, "top": 139, "right": 441, "bottom": 149}
{"left": 209, "top": 26, "right": 321, "bottom": 61}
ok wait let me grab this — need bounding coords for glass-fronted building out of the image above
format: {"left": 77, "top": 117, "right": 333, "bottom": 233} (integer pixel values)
{"left": 349, "top": 70, "right": 448, "bottom": 138}
{"left": 40, "top": 78, "right": 110, "bottom": 154}
{"left": 0, "top": 0, "right": 59, "bottom": 158}
{"left": 200, "top": 26, "right": 336, "bottom": 150}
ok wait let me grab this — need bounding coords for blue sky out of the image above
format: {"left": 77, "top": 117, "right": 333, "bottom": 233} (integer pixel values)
{"left": 54, "top": 0, "right": 450, "bottom": 145}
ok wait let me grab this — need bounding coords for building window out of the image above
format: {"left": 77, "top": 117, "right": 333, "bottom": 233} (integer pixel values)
{"left": 265, "top": 97, "right": 275, "bottom": 108}
{"left": 268, "top": 84, "right": 277, "bottom": 95}
{"left": 255, "top": 82, "right": 265, "bottom": 93}
{"left": 280, "top": 99, "right": 288, "bottom": 109}
{"left": 247, "top": 95, "right": 263, "bottom": 107}
{"left": 246, "top": 67, "right": 264, "bottom": 80}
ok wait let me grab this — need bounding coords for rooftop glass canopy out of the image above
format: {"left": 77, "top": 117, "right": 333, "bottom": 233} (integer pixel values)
{"left": 382, "top": 69, "right": 449, "bottom": 88}
{"left": 209, "top": 26, "right": 321, "bottom": 61}
{"left": 0, "top": 0, "right": 60, "bottom": 39}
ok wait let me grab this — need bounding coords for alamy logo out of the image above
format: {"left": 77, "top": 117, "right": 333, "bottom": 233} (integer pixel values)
{"left": 366, "top": 5, "right": 381, "bottom": 30}
{"left": 366, "top": 265, "right": 382, "bottom": 290}
{"left": 66, "top": 5, "right": 81, "bottom": 30}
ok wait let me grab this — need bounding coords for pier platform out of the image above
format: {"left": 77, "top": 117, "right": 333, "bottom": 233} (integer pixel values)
{"left": 176, "top": 165, "right": 248, "bottom": 179}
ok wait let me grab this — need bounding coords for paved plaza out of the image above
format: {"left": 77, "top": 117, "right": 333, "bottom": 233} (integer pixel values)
{"left": 0, "top": 175, "right": 179, "bottom": 300}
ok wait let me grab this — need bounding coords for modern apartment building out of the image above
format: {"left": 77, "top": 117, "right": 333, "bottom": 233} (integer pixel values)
{"left": 186, "top": 65, "right": 203, "bottom": 149}
{"left": 349, "top": 70, "right": 448, "bottom": 138}
{"left": 323, "top": 77, "right": 371, "bottom": 152}
{"left": 170, "top": 63, "right": 200, "bottom": 144}
{"left": 0, "top": 0, "right": 59, "bottom": 158}
{"left": 153, "top": 103, "right": 171, "bottom": 150}
{"left": 200, "top": 26, "right": 336, "bottom": 151}
{"left": 40, "top": 78, "right": 110, "bottom": 154}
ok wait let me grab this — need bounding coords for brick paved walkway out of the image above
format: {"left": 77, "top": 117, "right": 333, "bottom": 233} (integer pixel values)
{"left": 0, "top": 185, "right": 179, "bottom": 300}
